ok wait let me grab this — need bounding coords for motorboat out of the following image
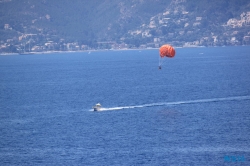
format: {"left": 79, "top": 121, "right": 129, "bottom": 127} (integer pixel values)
{"left": 93, "top": 103, "right": 101, "bottom": 111}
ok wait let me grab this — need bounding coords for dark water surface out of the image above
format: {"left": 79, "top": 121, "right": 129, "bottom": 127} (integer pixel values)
{"left": 1, "top": 46, "right": 250, "bottom": 165}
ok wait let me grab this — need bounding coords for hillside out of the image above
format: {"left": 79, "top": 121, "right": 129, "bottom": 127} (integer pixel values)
{"left": 0, "top": 0, "right": 250, "bottom": 53}
{"left": 127, "top": 0, "right": 250, "bottom": 47}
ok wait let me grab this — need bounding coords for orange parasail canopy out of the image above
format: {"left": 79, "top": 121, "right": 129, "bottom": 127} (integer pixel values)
{"left": 159, "top": 44, "right": 175, "bottom": 58}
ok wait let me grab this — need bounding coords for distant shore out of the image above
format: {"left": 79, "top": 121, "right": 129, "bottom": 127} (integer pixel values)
{"left": 0, "top": 48, "right": 156, "bottom": 56}
{"left": 1, "top": 45, "right": 248, "bottom": 56}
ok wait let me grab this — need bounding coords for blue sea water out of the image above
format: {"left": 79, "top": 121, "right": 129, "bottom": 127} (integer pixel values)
{"left": 0, "top": 46, "right": 250, "bottom": 165}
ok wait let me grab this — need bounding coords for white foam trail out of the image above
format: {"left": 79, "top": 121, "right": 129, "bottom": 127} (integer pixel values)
{"left": 90, "top": 95, "right": 250, "bottom": 112}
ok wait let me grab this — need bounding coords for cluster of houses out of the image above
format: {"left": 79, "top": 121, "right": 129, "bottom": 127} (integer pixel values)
{"left": 1, "top": 11, "right": 250, "bottom": 54}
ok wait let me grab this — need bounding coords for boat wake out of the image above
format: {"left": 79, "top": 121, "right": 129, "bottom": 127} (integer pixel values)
{"left": 90, "top": 95, "right": 250, "bottom": 112}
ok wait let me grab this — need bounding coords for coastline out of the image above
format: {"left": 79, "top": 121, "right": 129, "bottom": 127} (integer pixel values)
{"left": 0, "top": 45, "right": 248, "bottom": 56}
{"left": 0, "top": 48, "right": 156, "bottom": 56}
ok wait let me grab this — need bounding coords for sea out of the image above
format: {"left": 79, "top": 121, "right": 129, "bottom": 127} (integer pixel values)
{"left": 0, "top": 46, "right": 250, "bottom": 165}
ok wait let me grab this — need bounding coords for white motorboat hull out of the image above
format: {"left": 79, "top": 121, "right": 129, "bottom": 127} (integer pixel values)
{"left": 93, "top": 107, "right": 101, "bottom": 111}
